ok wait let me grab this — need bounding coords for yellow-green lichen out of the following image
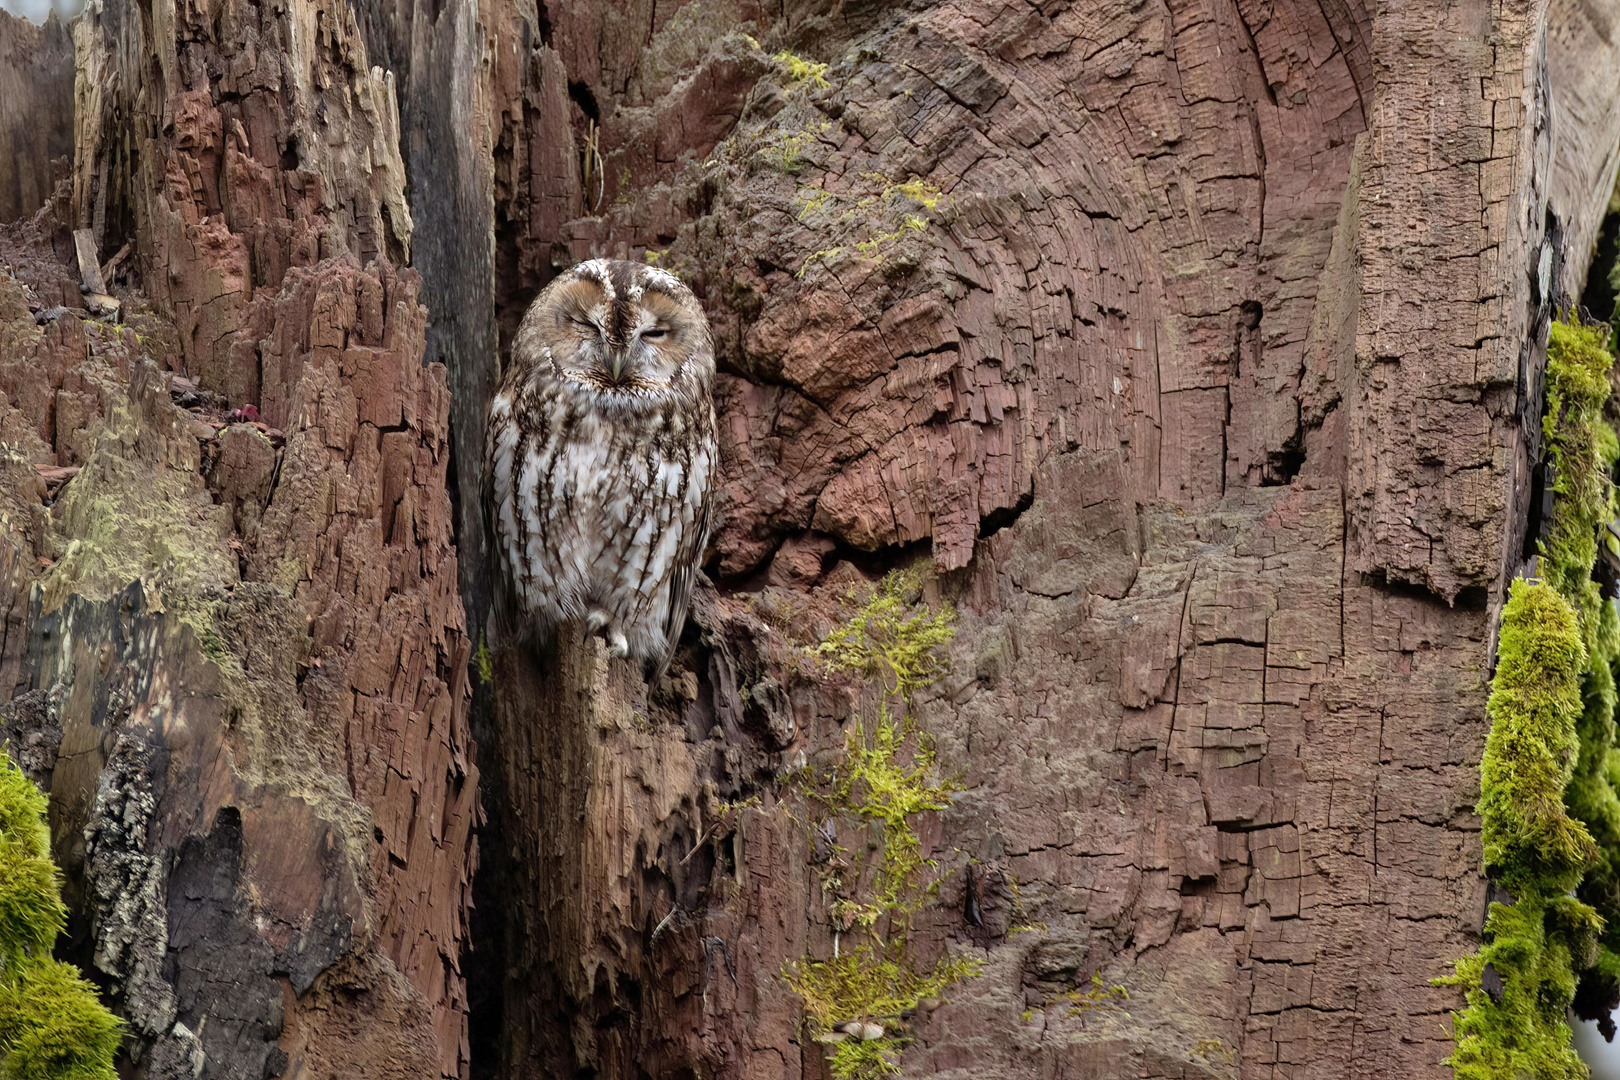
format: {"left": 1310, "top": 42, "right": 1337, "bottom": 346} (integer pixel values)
{"left": 813, "top": 566, "right": 956, "bottom": 700}
{"left": 1193, "top": 1037, "right": 1237, "bottom": 1065}
{"left": 789, "top": 566, "right": 977, "bottom": 1080}
{"left": 1064, "top": 972, "right": 1131, "bottom": 1021}
{"left": 773, "top": 50, "right": 829, "bottom": 91}
{"left": 794, "top": 175, "right": 946, "bottom": 278}
{"left": 0, "top": 753, "right": 121, "bottom": 1080}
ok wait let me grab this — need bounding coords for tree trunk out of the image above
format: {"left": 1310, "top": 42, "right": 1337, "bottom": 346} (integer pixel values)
{"left": 1, "top": 0, "right": 1617, "bottom": 1077}
{"left": 0, "top": 11, "right": 71, "bottom": 225}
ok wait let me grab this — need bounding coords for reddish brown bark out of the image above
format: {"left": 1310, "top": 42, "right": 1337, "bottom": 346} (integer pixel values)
{"left": 4, "top": 0, "right": 1619, "bottom": 1077}
{"left": 481, "top": 0, "right": 1620, "bottom": 1077}
{"left": 2, "top": 0, "right": 475, "bottom": 1071}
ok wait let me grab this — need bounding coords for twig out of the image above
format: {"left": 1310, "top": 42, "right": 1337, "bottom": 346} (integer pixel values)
{"left": 650, "top": 904, "right": 683, "bottom": 947}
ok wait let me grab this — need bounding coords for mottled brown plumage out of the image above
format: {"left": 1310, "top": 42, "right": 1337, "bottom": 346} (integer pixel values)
{"left": 486, "top": 259, "right": 716, "bottom": 675}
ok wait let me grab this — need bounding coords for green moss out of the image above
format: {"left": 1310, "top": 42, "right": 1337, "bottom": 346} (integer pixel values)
{"left": 787, "top": 945, "right": 978, "bottom": 1079}
{"left": 786, "top": 945, "right": 974, "bottom": 1035}
{"left": 751, "top": 124, "right": 831, "bottom": 175}
{"left": 1568, "top": 603, "right": 1620, "bottom": 1003}
{"left": 0, "top": 754, "right": 121, "bottom": 1080}
{"left": 1445, "top": 316, "right": 1620, "bottom": 1075}
{"left": 788, "top": 565, "right": 976, "bottom": 1079}
{"left": 1444, "top": 896, "right": 1592, "bottom": 1078}
{"left": 1476, "top": 579, "right": 1597, "bottom": 891}
{"left": 773, "top": 50, "right": 829, "bottom": 91}
{"left": 0, "top": 752, "right": 50, "bottom": 863}
{"left": 40, "top": 389, "right": 236, "bottom": 613}
{"left": 822, "top": 1037, "right": 899, "bottom": 1080}
{"left": 1540, "top": 318, "right": 1619, "bottom": 643}
{"left": 831, "top": 705, "right": 958, "bottom": 915}
{"left": 1063, "top": 972, "right": 1130, "bottom": 1020}
{"left": 1193, "top": 1038, "right": 1237, "bottom": 1064}
{"left": 0, "top": 841, "right": 65, "bottom": 969}
{"left": 0, "top": 961, "right": 121, "bottom": 1080}
{"left": 814, "top": 566, "right": 957, "bottom": 700}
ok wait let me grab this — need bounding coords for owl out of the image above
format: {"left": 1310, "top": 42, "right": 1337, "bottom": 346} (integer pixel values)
{"left": 486, "top": 258, "right": 716, "bottom": 676}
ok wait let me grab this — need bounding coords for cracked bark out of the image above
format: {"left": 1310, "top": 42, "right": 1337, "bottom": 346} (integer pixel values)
{"left": 0, "top": 0, "right": 1617, "bottom": 1076}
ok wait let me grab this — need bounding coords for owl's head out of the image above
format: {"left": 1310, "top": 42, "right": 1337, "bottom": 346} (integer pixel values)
{"left": 519, "top": 259, "right": 712, "bottom": 405}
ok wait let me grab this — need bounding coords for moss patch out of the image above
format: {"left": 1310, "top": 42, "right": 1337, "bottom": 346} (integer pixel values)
{"left": 793, "top": 174, "right": 945, "bottom": 279}
{"left": 773, "top": 49, "right": 830, "bottom": 91}
{"left": 1443, "top": 317, "right": 1620, "bottom": 1075}
{"left": 0, "top": 752, "right": 121, "bottom": 1079}
{"left": 1476, "top": 579, "right": 1596, "bottom": 891}
{"left": 828, "top": 706, "right": 957, "bottom": 919}
{"left": 789, "top": 566, "right": 978, "bottom": 1080}
{"left": 1540, "top": 319, "right": 1619, "bottom": 642}
{"left": 814, "top": 565, "right": 956, "bottom": 700}
{"left": 40, "top": 387, "right": 236, "bottom": 614}
{"left": 785, "top": 946, "right": 977, "bottom": 1080}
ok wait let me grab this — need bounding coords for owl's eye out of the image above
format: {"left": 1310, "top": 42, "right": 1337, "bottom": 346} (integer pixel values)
{"left": 642, "top": 328, "right": 668, "bottom": 340}
{"left": 567, "top": 315, "right": 596, "bottom": 332}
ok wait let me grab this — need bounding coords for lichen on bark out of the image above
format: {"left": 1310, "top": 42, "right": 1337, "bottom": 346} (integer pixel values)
{"left": 787, "top": 567, "right": 978, "bottom": 1079}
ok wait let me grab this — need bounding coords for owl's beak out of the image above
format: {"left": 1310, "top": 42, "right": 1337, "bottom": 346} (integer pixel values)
{"left": 606, "top": 348, "right": 629, "bottom": 382}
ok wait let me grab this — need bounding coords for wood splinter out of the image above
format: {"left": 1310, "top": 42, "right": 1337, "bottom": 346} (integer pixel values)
{"left": 73, "top": 228, "right": 122, "bottom": 321}
{"left": 73, "top": 228, "right": 108, "bottom": 295}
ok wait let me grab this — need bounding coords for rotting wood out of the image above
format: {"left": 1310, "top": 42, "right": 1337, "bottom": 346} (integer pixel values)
{"left": 475, "top": 1, "right": 1620, "bottom": 1077}
{"left": 100, "top": 240, "right": 131, "bottom": 282}
{"left": 8, "top": 0, "right": 1620, "bottom": 1077}
{"left": 72, "top": 228, "right": 106, "bottom": 295}
{"left": 0, "top": 11, "right": 72, "bottom": 225}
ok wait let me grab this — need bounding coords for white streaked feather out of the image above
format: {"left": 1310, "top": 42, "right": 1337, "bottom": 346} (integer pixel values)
{"left": 487, "top": 259, "right": 717, "bottom": 671}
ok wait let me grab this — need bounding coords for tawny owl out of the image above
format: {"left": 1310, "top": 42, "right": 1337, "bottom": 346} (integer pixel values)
{"left": 486, "top": 258, "right": 716, "bottom": 676}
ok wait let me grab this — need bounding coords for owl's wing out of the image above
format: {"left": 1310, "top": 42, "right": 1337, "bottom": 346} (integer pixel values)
{"left": 649, "top": 483, "right": 712, "bottom": 681}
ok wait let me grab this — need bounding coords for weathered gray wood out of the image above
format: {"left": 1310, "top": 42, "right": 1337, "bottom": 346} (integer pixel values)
{"left": 72, "top": 228, "right": 106, "bottom": 295}
{"left": 1548, "top": 0, "right": 1620, "bottom": 290}
{"left": 0, "top": 11, "right": 71, "bottom": 225}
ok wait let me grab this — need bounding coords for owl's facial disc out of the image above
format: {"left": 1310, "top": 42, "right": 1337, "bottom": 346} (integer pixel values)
{"left": 544, "top": 268, "right": 701, "bottom": 398}
{"left": 613, "top": 293, "right": 689, "bottom": 389}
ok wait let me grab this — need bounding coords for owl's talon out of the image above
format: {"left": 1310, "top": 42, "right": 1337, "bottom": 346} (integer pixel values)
{"left": 605, "top": 630, "right": 629, "bottom": 659}
{"left": 585, "top": 609, "right": 611, "bottom": 634}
